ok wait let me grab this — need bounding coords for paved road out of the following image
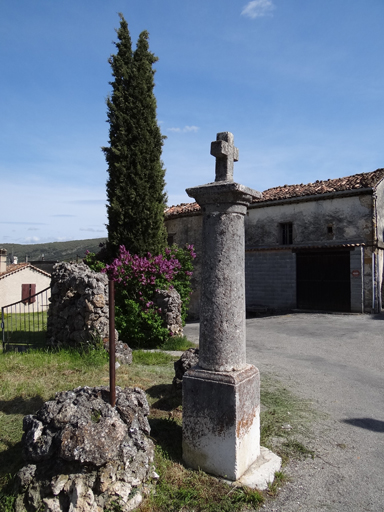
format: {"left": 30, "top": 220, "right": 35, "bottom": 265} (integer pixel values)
{"left": 185, "top": 313, "right": 384, "bottom": 511}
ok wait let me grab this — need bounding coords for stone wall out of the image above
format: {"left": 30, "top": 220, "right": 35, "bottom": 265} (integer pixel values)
{"left": 47, "top": 262, "right": 110, "bottom": 347}
{"left": 165, "top": 213, "right": 202, "bottom": 320}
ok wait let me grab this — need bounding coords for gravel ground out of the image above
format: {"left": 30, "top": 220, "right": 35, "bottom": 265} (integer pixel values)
{"left": 185, "top": 313, "right": 384, "bottom": 512}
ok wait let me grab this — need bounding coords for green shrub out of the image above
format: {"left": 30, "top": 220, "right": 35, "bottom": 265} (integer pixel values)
{"left": 116, "top": 298, "right": 170, "bottom": 349}
{"left": 105, "top": 244, "right": 196, "bottom": 348}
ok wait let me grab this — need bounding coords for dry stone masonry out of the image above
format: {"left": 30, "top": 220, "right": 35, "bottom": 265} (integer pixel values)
{"left": 15, "top": 386, "right": 156, "bottom": 512}
{"left": 153, "top": 288, "right": 183, "bottom": 337}
{"left": 47, "top": 262, "right": 111, "bottom": 348}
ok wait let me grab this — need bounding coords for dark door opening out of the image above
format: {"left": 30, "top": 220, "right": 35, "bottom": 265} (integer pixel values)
{"left": 296, "top": 250, "right": 351, "bottom": 312}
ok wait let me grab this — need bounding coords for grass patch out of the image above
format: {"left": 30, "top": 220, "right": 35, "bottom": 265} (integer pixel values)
{"left": 132, "top": 350, "right": 177, "bottom": 366}
{"left": 260, "top": 374, "right": 316, "bottom": 463}
{"left": 267, "top": 470, "right": 289, "bottom": 497}
{"left": 0, "top": 347, "right": 178, "bottom": 509}
{"left": 158, "top": 335, "right": 196, "bottom": 351}
{"left": 140, "top": 447, "right": 264, "bottom": 512}
{"left": 2, "top": 311, "right": 48, "bottom": 333}
{"left": 0, "top": 349, "right": 316, "bottom": 511}
{"left": 2, "top": 311, "right": 48, "bottom": 349}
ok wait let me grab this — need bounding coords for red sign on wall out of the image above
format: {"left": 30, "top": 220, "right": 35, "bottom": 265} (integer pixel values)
{"left": 351, "top": 270, "right": 360, "bottom": 277}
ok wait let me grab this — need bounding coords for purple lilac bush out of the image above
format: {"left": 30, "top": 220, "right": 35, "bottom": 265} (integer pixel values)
{"left": 100, "top": 244, "right": 196, "bottom": 348}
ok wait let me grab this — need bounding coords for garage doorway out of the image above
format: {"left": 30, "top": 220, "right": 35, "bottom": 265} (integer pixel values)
{"left": 296, "top": 250, "right": 351, "bottom": 312}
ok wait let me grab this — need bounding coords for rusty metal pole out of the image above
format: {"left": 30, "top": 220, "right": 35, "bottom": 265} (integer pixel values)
{"left": 109, "top": 279, "right": 116, "bottom": 407}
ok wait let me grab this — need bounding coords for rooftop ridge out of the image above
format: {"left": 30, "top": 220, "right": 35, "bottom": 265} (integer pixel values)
{"left": 0, "top": 262, "right": 51, "bottom": 279}
{"left": 165, "top": 168, "right": 384, "bottom": 218}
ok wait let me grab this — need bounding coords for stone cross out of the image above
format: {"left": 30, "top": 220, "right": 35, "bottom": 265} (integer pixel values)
{"left": 182, "top": 132, "right": 280, "bottom": 484}
{"left": 210, "top": 132, "right": 239, "bottom": 182}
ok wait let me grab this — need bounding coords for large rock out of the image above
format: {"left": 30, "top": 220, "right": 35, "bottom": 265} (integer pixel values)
{"left": 15, "top": 386, "right": 156, "bottom": 512}
{"left": 173, "top": 348, "right": 199, "bottom": 389}
{"left": 104, "top": 339, "right": 133, "bottom": 366}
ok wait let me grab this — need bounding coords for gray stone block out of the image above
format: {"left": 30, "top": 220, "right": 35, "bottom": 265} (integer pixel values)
{"left": 182, "top": 365, "right": 260, "bottom": 481}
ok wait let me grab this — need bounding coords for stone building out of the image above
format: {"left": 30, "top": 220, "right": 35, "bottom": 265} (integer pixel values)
{"left": 165, "top": 168, "right": 384, "bottom": 316}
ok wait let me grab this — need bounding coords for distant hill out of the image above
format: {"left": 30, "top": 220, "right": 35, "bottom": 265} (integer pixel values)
{"left": 0, "top": 238, "right": 106, "bottom": 264}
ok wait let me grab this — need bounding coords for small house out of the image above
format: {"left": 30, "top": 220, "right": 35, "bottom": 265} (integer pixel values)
{"left": 0, "top": 249, "right": 51, "bottom": 309}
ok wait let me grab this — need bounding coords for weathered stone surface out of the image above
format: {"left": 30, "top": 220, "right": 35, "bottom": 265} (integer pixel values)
{"left": 47, "top": 262, "right": 111, "bottom": 348}
{"left": 185, "top": 133, "right": 261, "bottom": 372}
{"left": 210, "top": 131, "right": 239, "bottom": 182}
{"left": 183, "top": 365, "right": 260, "bottom": 481}
{"left": 182, "top": 132, "right": 268, "bottom": 483}
{"left": 153, "top": 288, "right": 183, "bottom": 337}
{"left": 173, "top": 348, "right": 199, "bottom": 389}
{"left": 47, "top": 262, "right": 133, "bottom": 366}
{"left": 15, "top": 386, "right": 155, "bottom": 512}
{"left": 104, "top": 339, "right": 133, "bottom": 365}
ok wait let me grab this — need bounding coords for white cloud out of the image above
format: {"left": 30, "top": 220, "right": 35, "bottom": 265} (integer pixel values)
{"left": 241, "top": 0, "right": 275, "bottom": 19}
{"left": 79, "top": 227, "right": 105, "bottom": 233}
{"left": 25, "top": 236, "right": 40, "bottom": 243}
{"left": 167, "top": 126, "right": 199, "bottom": 133}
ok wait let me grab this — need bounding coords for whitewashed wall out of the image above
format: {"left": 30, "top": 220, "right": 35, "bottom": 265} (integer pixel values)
{"left": 0, "top": 267, "right": 51, "bottom": 309}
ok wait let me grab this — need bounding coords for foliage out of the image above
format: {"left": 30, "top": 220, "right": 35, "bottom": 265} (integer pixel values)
{"left": 103, "top": 13, "right": 167, "bottom": 259}
{"left": 0, "top": 238, "right": 106, "bottom": 263}
{"left": 104, "top": 244, "right": 195, "bottom": 348}
{"left": 83, "top": 250, "right": 106, "bottom": 273}
{"left": 0, "top": 480, "right": 16, "bottom": 512}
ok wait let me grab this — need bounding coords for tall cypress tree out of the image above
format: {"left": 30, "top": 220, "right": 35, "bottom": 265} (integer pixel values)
{"left": 103, "top": 14, "right": 167, "bottom": 259}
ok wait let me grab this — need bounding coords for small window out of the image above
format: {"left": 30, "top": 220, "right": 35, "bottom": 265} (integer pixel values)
{"left": 281, "top": 223, "right": 293, "bottom": 245}
{"left": 327, "top": 225, "right": 333, "bottom": 234}
{"left": 22, "top": 284, "right": 36, "bottom": 304}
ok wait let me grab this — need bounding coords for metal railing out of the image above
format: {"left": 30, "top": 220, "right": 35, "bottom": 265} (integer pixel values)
{"left": 1, "top": 287, "right": 50, "bottom": 352}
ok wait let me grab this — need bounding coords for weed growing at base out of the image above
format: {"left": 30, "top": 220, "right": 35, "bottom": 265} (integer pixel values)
{"left": 260, "top": 374, "right": 317, "bottom": 463}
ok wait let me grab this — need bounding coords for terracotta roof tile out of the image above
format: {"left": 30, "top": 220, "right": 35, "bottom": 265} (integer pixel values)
{"left": 253, "top": 168, "right": 384, "bottom": 204}
{"left": 165, "top": 202, "right": 200, "bottom": 218}
{"left": 165, "top": 169, "right": 384, "bottom": 217}
{"left": 0, "top": 263, "right": 51, "bottom": 280}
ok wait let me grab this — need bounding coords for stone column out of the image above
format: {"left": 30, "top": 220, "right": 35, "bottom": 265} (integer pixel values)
{"left": 182, "top": 132, "right": 264, "bottom": 481}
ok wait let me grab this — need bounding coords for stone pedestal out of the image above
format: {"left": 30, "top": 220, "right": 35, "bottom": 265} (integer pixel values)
{"left": 182, "top": 132, "right": 272, "bottom": 482}
{"left": 183, "top": 365, "right": 260, "bottom": 480}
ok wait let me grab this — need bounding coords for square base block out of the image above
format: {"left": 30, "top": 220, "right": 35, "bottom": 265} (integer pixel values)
{"left": 182, "top": 364, "right": 260, "bottom": 481}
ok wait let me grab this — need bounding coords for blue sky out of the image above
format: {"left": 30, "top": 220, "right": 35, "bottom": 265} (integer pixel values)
{"left": 1, "top": 0, "right": 384, "bottom": 244}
